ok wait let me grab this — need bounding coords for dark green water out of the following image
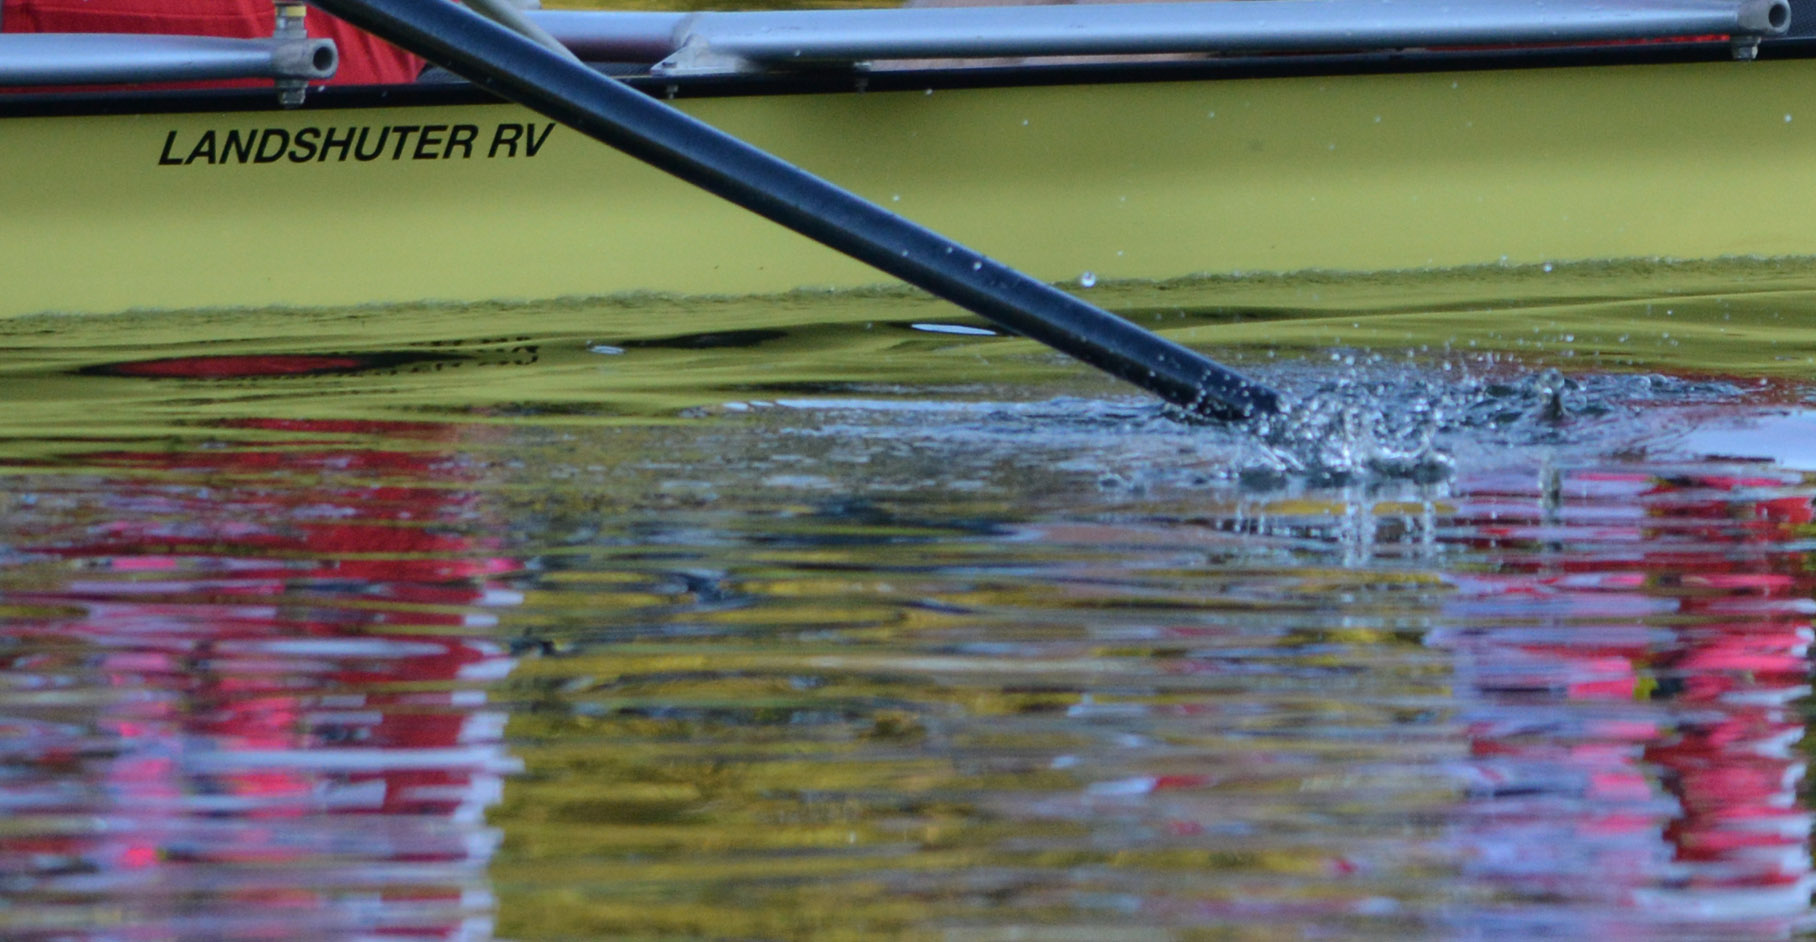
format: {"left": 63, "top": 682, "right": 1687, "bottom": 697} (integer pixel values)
{"left": 1, "top": 264, "right": 1814, "bottom": 940}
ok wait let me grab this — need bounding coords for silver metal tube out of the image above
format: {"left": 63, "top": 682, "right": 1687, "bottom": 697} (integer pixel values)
{"left": 0, "top": 34, "right": 336, "bottom": 86}
{"left": 531, "top": 0, "right": 1789, "bottom": 68}
{"left": 0, "top": 0, "right": 1783, "bottom": 88}
{"left": 466, "top": 0, "right": 582, "bottom": 63}
{"left": 526, "top": 11, "right": 687, "bottom": 63}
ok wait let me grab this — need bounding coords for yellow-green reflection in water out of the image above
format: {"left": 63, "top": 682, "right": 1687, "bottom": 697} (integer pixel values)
{"left": 2, "top": 258, "right": 1814, "bottom": 435}
{"left": 0, "top": 259, "right": 1814, "bottom": 940}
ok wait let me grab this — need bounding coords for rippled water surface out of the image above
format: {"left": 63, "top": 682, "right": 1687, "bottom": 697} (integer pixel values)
{"left": 3, "top": 262, "right": 1816, "bottom": 940}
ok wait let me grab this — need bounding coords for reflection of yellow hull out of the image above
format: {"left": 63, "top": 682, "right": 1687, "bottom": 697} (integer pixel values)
{"left": 6, "top": 54, "right": 1816, "bottom": 318}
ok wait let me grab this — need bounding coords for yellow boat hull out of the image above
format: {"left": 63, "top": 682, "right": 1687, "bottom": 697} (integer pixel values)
{"left": 5, "top": 55, "right": 1815, "bottom": 318}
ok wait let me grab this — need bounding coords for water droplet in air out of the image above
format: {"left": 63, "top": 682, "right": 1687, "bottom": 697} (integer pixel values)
{"left": 1079, "top": 271, "right": 1097, "bottom": 287}
{"left": 1541, "top": 262, "right": 1553, "bottom": 272}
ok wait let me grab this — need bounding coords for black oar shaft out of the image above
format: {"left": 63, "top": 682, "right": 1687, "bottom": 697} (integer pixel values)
{"left": 310, "top": 0, "right": 1283, "bottom": 419}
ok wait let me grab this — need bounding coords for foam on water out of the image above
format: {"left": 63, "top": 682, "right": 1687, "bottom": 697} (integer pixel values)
{"left": 1235, "top": 360, "right": 1748, "bottom": 487}
{"left": 763, "top": 356, "right": 1760, "bottom": 502}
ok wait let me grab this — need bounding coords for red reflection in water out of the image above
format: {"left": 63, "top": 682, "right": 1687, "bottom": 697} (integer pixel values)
{"left": 1438, "top": 468, "right": 1815, "bottom": 932}
{"left": 0, "top": 418, "right": 519, "bottom": 941}
{"left": 1022, "top": 455, "right": 1813, "bottom": 933}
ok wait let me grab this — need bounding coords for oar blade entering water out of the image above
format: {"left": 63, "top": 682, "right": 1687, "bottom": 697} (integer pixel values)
{"left": 308, "top": 0, "right": 1284, "bottom": 420}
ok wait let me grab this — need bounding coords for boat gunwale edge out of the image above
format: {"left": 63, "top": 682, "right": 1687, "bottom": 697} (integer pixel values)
{"left": 3, "top": 36, "right": 1814, "bottom": 119}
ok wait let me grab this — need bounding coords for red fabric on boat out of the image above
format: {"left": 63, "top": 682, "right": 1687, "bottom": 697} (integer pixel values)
{"left": 1, "top": 0, "right": 423, "bottom": 86}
